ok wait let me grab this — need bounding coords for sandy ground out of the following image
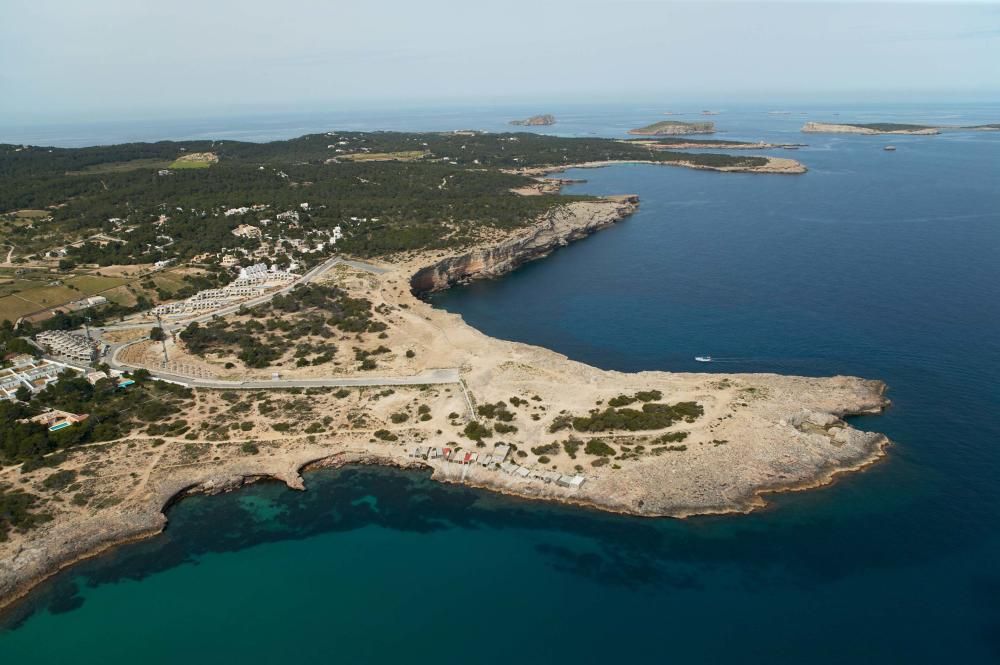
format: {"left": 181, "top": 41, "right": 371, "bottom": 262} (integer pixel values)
{"left": 0, "top": 198, "right": 890, "bottom": 611}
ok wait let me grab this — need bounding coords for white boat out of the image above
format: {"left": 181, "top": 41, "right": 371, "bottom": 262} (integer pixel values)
{"left": 695, "top": 356, "right": 713, "bottom": 362}
{"left": 884, "top": 145, "right": 896, "bottom": 151}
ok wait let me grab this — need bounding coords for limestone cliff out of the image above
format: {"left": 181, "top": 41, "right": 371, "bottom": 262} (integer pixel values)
{"left": 410, "top": 197, "right": 638, "bottom": 294}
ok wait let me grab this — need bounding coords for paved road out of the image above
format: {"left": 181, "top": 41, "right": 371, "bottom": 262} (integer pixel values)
{"left": 93, "top": 255, "right": 453, "bottom": 389}
{"left": 145, "top": 367, "right": 461, "bottom": 389}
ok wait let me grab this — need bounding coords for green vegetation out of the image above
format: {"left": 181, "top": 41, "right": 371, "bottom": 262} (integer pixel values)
{"left": 476, "top": 401, "right": 515, "bottom": 421}
{"left": 180, "top": 283, "right": 379, "bottom": 368}
{"left": 463, "top": 421, "right": 493, "bottom": 441}
{"left": 562, "top": 438, "right": 581, "bottom": 458}
{"left": 571, "top": 401, "right": 703, "bottom": 433}
{"left": 0, "top": 369, "right": 193, "bottom": 465}
{"left": 531, "top": 442, "right": 561, "bottom": 456}
{"left": 374, "top": 429, "right": 398, "bottom": 442}
{"left": 0, "top": 485, "right": 51, "bottom": 541}
{"left": 41, "top": 469, "right": 78, "bottom": 490}
{"left": 584, "top": 438, "right": 616, "bottom": 456}
{"left": 653, "top": 431, "right": 689, "bottom": 444}
{"left": 1, "top": 131, "right": 766, "bottom": 264}
{"left": 629, "top": 120, "right": 714, "bottom": 135}
{"left": 607, "top": 390, "right": 662, "bottom": 407}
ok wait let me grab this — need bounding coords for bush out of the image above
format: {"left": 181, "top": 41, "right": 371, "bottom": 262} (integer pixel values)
{"left": 531, "top": 443, "right": 560, "bottom": 456}
{"left": 241, "top": 442, "right": 260, "bottom": 455}
{"left": 562, "top": 438, "right": 581, "bottom": 458}
{"left": 494, "top": 423, "right": 518, "bottom": 434}
{"left": 41, "top": 469, "right": 78, "bottom": 490}
{"left": 374, "top": 429, "right": 398, "bottom": 441}
{"left": 463, "top": 421, "right": 493, "bottom": 441}
{"left": 390, "top": 412, "right": 409, "bottom": 424}
{"left": 549, "top": 414, "right": 574, "bottom": 433}
{"left": 571, "top": 402, "right": 703, "bottom": 433}
{"left": 584, "top": 439, "right": 615, "bottom": 457}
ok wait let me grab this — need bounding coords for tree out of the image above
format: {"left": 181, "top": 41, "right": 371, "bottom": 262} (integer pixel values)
{"left": 14, "top": 386, "right": 31, "bottom": 402}
{"left": 149, "top": 326, "right": 166, "bottom": 342}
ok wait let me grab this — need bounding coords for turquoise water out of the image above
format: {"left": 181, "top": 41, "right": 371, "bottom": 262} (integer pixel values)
{"left": 2, "top": 104, "right": 999, "bottom": 663}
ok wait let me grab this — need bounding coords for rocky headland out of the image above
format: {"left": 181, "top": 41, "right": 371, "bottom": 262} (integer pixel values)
{"left": 0, "top": 193, "right": 887, "bottom": 614}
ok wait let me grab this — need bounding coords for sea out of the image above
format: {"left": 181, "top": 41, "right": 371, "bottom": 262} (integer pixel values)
{"left": 1, "top": 103, "right": 999, "bottom": 663}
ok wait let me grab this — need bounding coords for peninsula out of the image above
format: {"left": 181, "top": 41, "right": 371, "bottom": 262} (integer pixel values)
{"left": 0, "top": 131, "right": 879, "bottom": 611}
{"left": 624, "top": 138, "right": 807, "bottom": 150}
{"left": 628, "top": 120, "right": 715, "bottom": 136}
{"left": 802, "top": 122, "right": 940, "bottom": 135}
{"left": 510, "top": 114, "right": 556, "bottom": 126}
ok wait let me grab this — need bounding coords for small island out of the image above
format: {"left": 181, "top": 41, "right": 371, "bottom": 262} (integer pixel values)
{"left": 628, "top": 120, "right": 715, "bottom": 136}
{"left": 802, "top": 122, "right": 940, "bottom": 135}
{"left": 510, "top": 114, "right": 556, "bottom": 126}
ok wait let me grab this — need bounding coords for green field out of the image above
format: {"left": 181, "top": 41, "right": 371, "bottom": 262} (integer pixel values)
{"left": 169, "top": 159, "right": 212, "bottom": 169}
{"left": 0, "top": 294, "right": 43, "bottom": 321}
{"left": 64, "top": 274, "right": 128, "bottom": 294}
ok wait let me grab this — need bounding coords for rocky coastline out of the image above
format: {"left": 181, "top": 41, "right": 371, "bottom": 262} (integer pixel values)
{"left": 0, "top": 194, "right": 889, "bottom": 615}
{"left": 410, "top": 196, "right": 638, "bottom": 294}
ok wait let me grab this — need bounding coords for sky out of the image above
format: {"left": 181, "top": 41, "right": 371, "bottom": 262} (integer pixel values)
{"left": 1, "top": 0, "right": 999, "bottom": 122}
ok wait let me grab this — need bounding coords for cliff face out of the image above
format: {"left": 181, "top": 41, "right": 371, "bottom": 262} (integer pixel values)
{"left": 410, "top": 197, "right": 638, "bottom": 294}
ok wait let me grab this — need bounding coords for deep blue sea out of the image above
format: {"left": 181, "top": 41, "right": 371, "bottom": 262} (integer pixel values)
{"left": 2, "top": 104, "right": 999, "bottom": 663}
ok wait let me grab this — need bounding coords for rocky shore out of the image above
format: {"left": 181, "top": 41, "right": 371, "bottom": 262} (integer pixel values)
{"left": 0, "top": 195, "right": 889, "bottom": 614}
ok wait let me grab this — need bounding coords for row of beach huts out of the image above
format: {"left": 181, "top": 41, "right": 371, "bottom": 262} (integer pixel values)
{"left": 410, "top": 442, "right": 586, "bottom": 490}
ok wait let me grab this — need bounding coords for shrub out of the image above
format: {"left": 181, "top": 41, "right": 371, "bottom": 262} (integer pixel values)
{"left": 562, "top": 438, "right": 581, "bottom": 458}
{"left": 584, "top": 439, "right": 615, "bottom": 457}
{"left": 531, "top": 443, "right": 560, "bottom": 456}
{"left": 42, "top": 469, "right": 78, "bottom": 491}
{"left": 571, "top": 402, "right": 703, "bottom": 433}
{"left": 241, "top": 442, "right": 260, "bottom": 455}
{"left": 374, "top": 429, "right": 398, "bottom": 442}
{"left": 463, "top": 421, "right": 493, "bottom": 441}
{"left": 390, "top": 412, "right": 409, "bottom": 424}
{"left": 549, "top": 414, "right": 574, "bottom": 433}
